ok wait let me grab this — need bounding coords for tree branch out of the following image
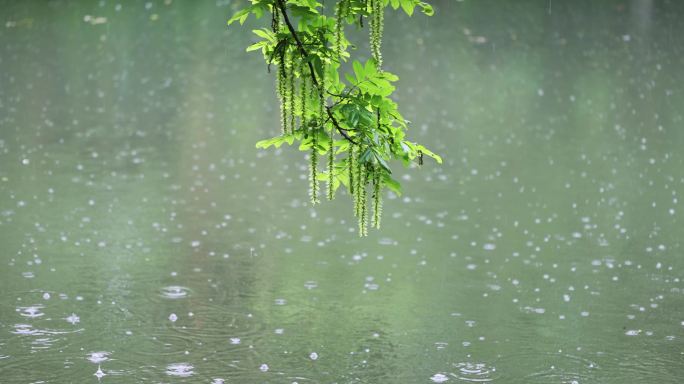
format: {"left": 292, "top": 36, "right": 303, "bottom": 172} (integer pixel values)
{"left": 275, "top": 0, "right": 357, "bottom": 145}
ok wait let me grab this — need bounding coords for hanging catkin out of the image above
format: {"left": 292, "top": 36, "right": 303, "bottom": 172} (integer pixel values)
{"left": 348, "top": 145, "right": 355, "bottom": 198}
{"left": 277, "top": 51, "right": 288, "bottom": 134}
{"left": 370, "top": 0, "right": 384, "bottom": 68}
{"left": 358, "top": 164, "right": 369, "bottom": 236}
{"left": 327, "top": 127, "right": 335, "bottom": 200}
{"left": 372, "top": 168, "right": 382, "bottom": 229}
{"left": 300, "top": 63, "right": 307, "bottom": 128}
{"left": 334, "top": 0, "right": 346, "bottom": 60}
{"left": 310, "top": 138, "right": 320, "bottom": 205}
{"left": 288, "top": 56, "right": 296, "bottom": 132}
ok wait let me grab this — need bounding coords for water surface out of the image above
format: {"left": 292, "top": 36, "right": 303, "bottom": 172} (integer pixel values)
{"left": 1, "top": 0, "right": 683, "bottom": 382}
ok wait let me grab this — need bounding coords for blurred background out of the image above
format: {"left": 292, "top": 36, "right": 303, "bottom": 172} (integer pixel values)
{"left": 0, "top": 0, "right": 683, "bottom": 382}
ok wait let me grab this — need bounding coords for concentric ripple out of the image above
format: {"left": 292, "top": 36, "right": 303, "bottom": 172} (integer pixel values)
{"left": 451, "top": 362, "right": 498, "bottom": 382}
{"left": 159, "top": 286, "right": 191, "bottom": 299}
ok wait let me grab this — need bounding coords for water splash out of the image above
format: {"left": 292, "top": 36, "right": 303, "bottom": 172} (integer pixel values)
{"left": 166, "top": 363, "right": 194, "bottom": 377}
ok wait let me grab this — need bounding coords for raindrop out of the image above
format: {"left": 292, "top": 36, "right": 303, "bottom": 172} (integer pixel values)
{"left": 65, "top": 313, "right": 80, "bottom": 325}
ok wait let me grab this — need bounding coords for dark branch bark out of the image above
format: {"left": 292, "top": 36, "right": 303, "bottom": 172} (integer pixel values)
{"left": 275, "top": 0, "right": 357, "bottom": 145}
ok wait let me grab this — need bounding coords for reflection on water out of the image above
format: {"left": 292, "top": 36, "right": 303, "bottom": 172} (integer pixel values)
{"left": 1, "top": 0, "right": 684, "bottom": 382}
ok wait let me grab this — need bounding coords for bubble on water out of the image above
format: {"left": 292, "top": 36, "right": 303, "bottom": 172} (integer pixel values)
{"left": 625, "top": 329, "right": 641, "bottom": 336}
{"left": 483, "top": 243, "right": 496, "bottom": 251}
{"left": 169, "top": 313, "right": 178, "bottom": 322}
{"left": 259, "top": 363, "right": 269, "bottom": 372}
{"left": 42, "top": 292, "right": 51, "bottom": 300}
{"left": 230, "top": 337, "right": 241, "bottom": 345}
{"left": 309, "top": 352, "right": 318, "bottom": 360}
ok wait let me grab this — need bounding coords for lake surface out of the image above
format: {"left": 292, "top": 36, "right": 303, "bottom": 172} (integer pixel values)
{"left": 1, "top": 0, "right": 683, "bottom": 382}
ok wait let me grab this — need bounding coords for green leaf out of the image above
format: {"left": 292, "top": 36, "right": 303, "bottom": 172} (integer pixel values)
{"left": 400, "top": 0, "right": 415, "bottom": 16}
{"left": 353, "top": 60, "right": 365, "bottom": 83}
{"left": 227, "top": 8, "right": 250, "bottom": 25}
{"left": 418, "top": 2, "right": 434, "bottom": 16}
{"left": 246, "top": 41, "right": 266, "bottom": 52}
{"left": 382, "top": 173, "right": 402, "bottom": 195}
{"left": 252, "top": 28, "right": 276, "bottom": 43}
{"left": 414, "top": 143, "right": 442, "bottom": 164}
{"left": 365, "top": 59, "right": 377, "bottom": 76}
{"left": 381, "top": 71, "right": 399, "bottom": 82}
{"left": 359, "top": 148, "right": 373, "bottom": 163}
{"left": 344, "top": 73, "right": 357, "bottom": 85}
{"left": 255, "top": 134, "right": 296, "bottom": 149}
{"left": 374, "top": 152, "right": 392, "bottom": 173}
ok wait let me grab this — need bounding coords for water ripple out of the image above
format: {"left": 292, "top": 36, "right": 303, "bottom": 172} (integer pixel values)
{"left": 159, "top": 286, "right": 191, "bottom": 299}
{"left": 451, "top": 362, "right": 498, "bottom": 382}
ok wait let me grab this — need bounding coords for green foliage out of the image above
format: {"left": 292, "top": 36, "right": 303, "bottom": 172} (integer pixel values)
{"left": 229, "top": 0, "right": 440, "bottom": 236}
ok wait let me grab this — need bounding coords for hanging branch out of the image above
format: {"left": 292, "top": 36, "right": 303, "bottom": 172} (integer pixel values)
{"left": 233, "top": 0, "right": 440, "bottom": 235}
{"left": 275, "top": 0, "right": 357, "bottom": 144}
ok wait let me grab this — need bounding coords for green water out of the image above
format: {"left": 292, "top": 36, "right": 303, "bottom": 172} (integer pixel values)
{"left": 1, "top": 0, "right": 683, "bottom": 382}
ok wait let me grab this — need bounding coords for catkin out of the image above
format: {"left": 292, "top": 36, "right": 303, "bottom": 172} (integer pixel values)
{"left": 334, "top": 0, "right": 346, "bottom": 60}
{"left": 358, "top": 164, "right": 369, "bottom": 236}
{"left": 348, "top": 145, "right": 355, "bottom": 197}
{"left": 353, "top": 150, "right": 363, "bottom": 218}
{"left": 327, "top": 127, "right": 335, "bottom": 200}
{"left": 310, "top": 137, "right": 320, "bottom": 205}
{"left": 370, "top": 0, "right": 384, "bottom": 68}
{"left": 289, "top": 56, "right": 296, "bottom": 132}
{"left": 372, "top": 169, "right": 382, "bottom": 229}
{"left": 277, "top": 52, "right": 287, "bottom": 134}
{"left": 300, "top": 65, "right": 307, "bottom": 128}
